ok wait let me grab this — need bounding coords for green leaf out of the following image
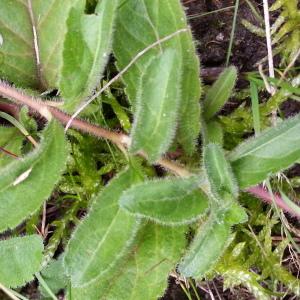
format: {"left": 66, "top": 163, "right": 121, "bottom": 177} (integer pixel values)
{"left": 178, "top": 214, "right": 232, "bottom": 279}
{"left": 129, "top": 49, "right": 181, "bottom": 162}
{"left": 0, "top": 121, "right": 67, "bottom": 232}
{"left": 0, "top": 235, "right": 43, "bottom": 288}
{"left": 114, "top": 0, "right": 201, "bottom": 154}
{"left": 0, "top": 126, "right": 24, "bottom": 167}
{"left": 203, "top": 120, "right": 224, "bottom": 145}
{"left": 120, "top": 176, "right": 209, "bottom": 225}
{"left": 69, "top": 223, "right": 187, "bottom": 300}
{"left": 228, "top": 113, "right": 300, "bottom": 188}
{"left": 64, "top": 167, "right": 143, "bottom": 287}
{"left": 224, "top": 202, "right": 248, "bottom": 225}
{"left": 204, "top": 143, "right": 238, "bottom": 202}
{"left": 0, "top": 0, "right": 77, "bottom": 89}
{"left": 40, "top": 256, "right": 67, "bottom": 297}
{"left": 203, "top": 66, "right": 237, "bottom": 120}
{"left": 60, "top": 0, "right": 119, "bottom": 112}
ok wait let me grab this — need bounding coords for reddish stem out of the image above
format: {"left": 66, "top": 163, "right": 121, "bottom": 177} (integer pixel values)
{"left": 246, "top": 185, "right": 300, "bottom": 219}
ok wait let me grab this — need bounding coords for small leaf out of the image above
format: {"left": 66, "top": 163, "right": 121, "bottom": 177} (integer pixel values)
{"left": 204, "top": 143, "right": 238, "bottom": 202}
{"left": 0, "top": 235, "right": 43, "bottom": 288}
{"left": 0, "top": 121, "right": 67, "bottom": 232}
{"left": 0, "top": 127, "right": 24, "bottom": 167}
{"left": 114, "top": 0, "right": 201, "bottom": 154}
{"left": 130, "top": 49, "right": 181, "bottom": 162}
{"left": 178, "top": 214, "right": 232, "bottom": 279}
{"left": 69, "top": 223, "right": 187, "bottom": 300}
{"left": 120, "top": 176, "right": 209, "bottom": 225}
{"left": 203, "top": 66, "right": 237, "bottom": 120}
{"left": 64, "top": 167, "right": 143, "bottom": 287}
{"left": 224, "top": 202, "right": 248, "bottom": 225}
{"left": 203, "top": 120, "right": 224, "bottom": 145}
{"left": 228, "top": 113, "right": 300, "bottom": 188}
{"left": 40, "top": 256, "right": 67, "bottom": 297}
{"left": 60, "top": 0, "right": 119, "bottom": 112}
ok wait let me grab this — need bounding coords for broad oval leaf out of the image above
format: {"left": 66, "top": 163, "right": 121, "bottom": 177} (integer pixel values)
{"left": 204, "top": 143, "right": 238, "bottom": 202}
{"left": 203, "top": 66, "right": 237, "bottom": 120}
{"left": 0, "top": 121, "right": 67, "bottom": 233}
{"left": 120, "top": 176, "right": 209, "bottom": 225}
{"left": 60, "top": 0, "right": 119, "bottom": 112}
{"left": 0, "top": 235, "right": 43, "bottom": 288}
{"left": 114, "top": 0, "right": 201, "bottom": 154}
{"left": 68, "top": 224, "right": 187, "bottom": 300}
{"left": 130, "top": 49, "right": 181, "bottom": 162}
{"left": 228, "top": 114, "right": 300, "bottom": 188}
{"left": 64, "top": 167, "right": 143, "bottom": 287}
{"left": 0, "top": 0, "right": 78, "bottom": 89}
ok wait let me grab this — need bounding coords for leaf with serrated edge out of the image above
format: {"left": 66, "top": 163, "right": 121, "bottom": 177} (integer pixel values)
{"left": 228, "top": 113, "right": 300, "bottom": 188}
{"left": 120, "top": 176, "right": 209, "bottom": 225}
{"left": 204, "top": 143, "right": 238, "bottom": 202}
{"left": 114, "top": 0, "right": 201, "bottom": 154}
{"left": 130, "top": 49, "right": 181, "bottom": 162}
{"left": 0, "top": 121, "right": 67, "bottom": 233}
{"left": 60, "top": 0, "right": 118, "bottom": 112}
{"left": 64, "top": 167, "right": 143, "bottom": 287}
{"left": 68, "top": 223, "right": 187, "bottom": 300}
{"left": 0, "top": 235, "right": 43, "bottom": 288}
{"left": 203, "top": 66, "right": 237, "bottom": 120}
{"left": 0, "top": 0, "right": 79, "bottom": 89}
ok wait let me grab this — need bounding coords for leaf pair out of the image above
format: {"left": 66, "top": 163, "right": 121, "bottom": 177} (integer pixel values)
{"left": 68, "top": 224, "right": 186, "bottom": 300}
{"left": 178, "top": 143, "right": 247, "bottom": 279}
{"left": 114, "top": 0, "right": 201, "bottom": 157}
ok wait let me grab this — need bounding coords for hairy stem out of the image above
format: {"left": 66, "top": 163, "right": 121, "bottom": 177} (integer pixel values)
{"left": 0, "top": 82, "right": 299, "bottom": 218}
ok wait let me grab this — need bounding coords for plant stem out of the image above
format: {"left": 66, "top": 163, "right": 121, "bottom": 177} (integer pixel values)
{"left": 1, "top": 82, "right": 299, "bottom": 218}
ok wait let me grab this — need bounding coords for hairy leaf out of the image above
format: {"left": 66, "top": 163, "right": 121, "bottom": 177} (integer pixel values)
{"left": 228, "top": 113, "right": 300, "bottom": 188}
{"left": 204, "top": 120, "right": 224, "bottom": 145}
{"left": 0, "top": 0, "right": 77, "bottom": 89}
{"left": 0, "top": 127, "right": 24, "bottom": 167}
{"left": 204, "top": 143, "right": 238, "bottom": 202}
{"left": 178, "top": 214, "right": 232, "bottom": 279}
{"left": 120, "top": 176, "right": 208, "bottom": 225}
{"left": 114, "top": 0, "right": 201, "bottom": 154}
{"left": 64, "top": 167, "right": 143, "bottom": 287}
{"left": 224, "top": 202, "right": 248, "bottom": 225}
{"left": 69, "top": 224, "right": 187, "bottom": 300}
{"left": 0, "top": 235, "right": 43, "bottom": 288}
{"left": 60, "top": 0, "right": 118, "bottom": 112}
{"left": 0, "top": 121, "right": 67, "bottom": 232}
{"left": 130, "top": 49, "right": 181, "bottom": 162}
{"left": 203, "top": 66, "right": 237, "bottom": 120}
{"left": 40, "top": 256, "right": 67, "bottom": 297}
